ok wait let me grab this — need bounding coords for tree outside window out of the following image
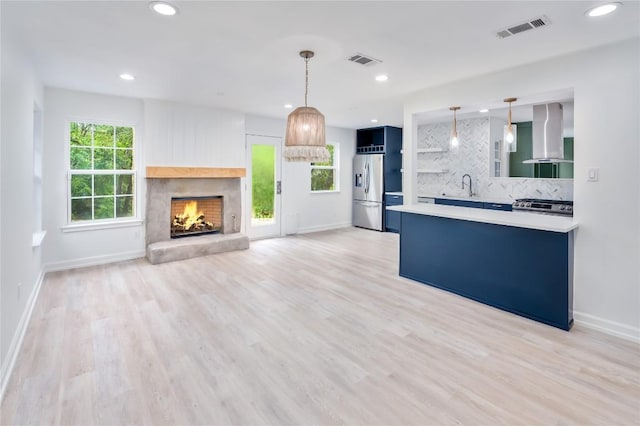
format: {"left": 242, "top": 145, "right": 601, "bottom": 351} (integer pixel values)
{"left": 311, "top": 143, "right": 339, "bottom": 192}
{"left": 69, "top": 122, "right": 135, "bottom": 222}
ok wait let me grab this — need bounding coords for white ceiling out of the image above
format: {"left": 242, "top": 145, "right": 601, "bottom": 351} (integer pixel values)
{"left": 2, "top": 1, "right": 639, "bottom": 129}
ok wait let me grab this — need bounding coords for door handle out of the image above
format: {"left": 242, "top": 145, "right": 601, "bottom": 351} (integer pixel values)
{"left": 277, "top": 181, "right": 281, "bottom": 194}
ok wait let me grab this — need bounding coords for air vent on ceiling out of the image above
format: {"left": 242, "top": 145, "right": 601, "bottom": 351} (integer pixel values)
{"left": 496, "top": 15, "right": 551, "bottom": 39}
{"left": 347, "top": 53, "right": 382, "bottom": 66}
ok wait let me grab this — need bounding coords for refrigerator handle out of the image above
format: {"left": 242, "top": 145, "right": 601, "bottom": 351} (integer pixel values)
{"left": 364, "top": 162, "right": 370, "bottom": 193}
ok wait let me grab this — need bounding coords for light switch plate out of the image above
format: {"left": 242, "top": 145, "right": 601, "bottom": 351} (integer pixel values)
{"left": 587, "top": 167, "right": 599, "bottom": 182}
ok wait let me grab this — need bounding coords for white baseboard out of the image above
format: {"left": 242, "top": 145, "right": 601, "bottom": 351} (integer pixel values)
{"left": 574, "top": 311, "right": 640, "bottom": 343}
{"left": 296, "top": 222, "right": 352, "bottom": 235}
{"left": 44, "top": 249, "right": 146, "bottom": 272}
{"left": 0, "top": 268, "right": 45, "bottom": 402}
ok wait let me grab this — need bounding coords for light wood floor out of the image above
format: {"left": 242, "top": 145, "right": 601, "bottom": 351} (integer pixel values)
{"left": 2, "top": 227, "right": 639, "bottom": 425}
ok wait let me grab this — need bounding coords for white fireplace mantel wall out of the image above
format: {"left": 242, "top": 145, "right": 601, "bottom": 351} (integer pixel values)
{"left": 40, "top": 90, "right": 355, "bottom": 270}
{"left": 41, "top": 91, "right": 249, "bottom": 271}
{"left": 143, "top": 99, "right": 246, "bottom": 168}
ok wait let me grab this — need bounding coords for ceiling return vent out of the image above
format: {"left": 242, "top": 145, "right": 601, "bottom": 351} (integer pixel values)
{"left": 347, "top": 53, "right": 382, "bottom": 66}
{"left": 496, "top": 15, "right": 551, "bottom": 39}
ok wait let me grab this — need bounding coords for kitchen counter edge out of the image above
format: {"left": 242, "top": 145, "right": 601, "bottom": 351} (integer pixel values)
{"left": 388, "top": 203, "right": 578, "bottom": 233}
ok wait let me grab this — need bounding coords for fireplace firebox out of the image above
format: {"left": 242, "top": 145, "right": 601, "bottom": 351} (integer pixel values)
{"left": 170, "top": 196, "right": 222, "bottom": 238}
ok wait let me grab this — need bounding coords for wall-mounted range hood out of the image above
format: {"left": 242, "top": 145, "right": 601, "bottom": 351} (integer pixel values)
{"left": 522, "top": 103, "right": 573, "bottom": 164}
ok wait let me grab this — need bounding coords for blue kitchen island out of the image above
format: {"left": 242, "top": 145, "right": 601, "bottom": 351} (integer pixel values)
{"left": 388, "top": 203, "right": 579, "bottom": 330}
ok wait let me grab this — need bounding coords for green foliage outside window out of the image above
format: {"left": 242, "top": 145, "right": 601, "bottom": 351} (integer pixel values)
{"left": 311, "top": 144, "right": 337, "bottom": 191}
{"left": 69, "top": 122, "right": 135, "bottom": 222}
{"left": 251, "top": 144, "right": 275, "bottom": 219}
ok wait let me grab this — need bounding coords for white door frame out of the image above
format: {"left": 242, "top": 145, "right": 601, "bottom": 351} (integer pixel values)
{"left": 245, "top": 134, "right": 282, "bottom": 239}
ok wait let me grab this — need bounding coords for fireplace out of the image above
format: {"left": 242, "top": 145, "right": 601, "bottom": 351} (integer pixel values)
{"left": 145, "top": 167, "right": 249, "bottom": 264}
{"left": 170, "top": 196, "right": 222, "bottom": 238}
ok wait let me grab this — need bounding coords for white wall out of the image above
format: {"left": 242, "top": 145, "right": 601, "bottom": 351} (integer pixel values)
{"left": 245, "top": 115, "right": 356, "bottom": 234}
{"left": 42, "top": 88, "right": 146, "bottom": 270}
{"left": 144, "top": 99, "right": 245, "bottom": 167}
{"left": 0, "top": 36, "right": 44, "bottom": 395}
{"left": 403, "top": 38, "right": 640, "bottom": 340}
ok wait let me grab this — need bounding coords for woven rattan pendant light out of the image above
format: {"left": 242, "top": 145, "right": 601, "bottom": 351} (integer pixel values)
{"left": 284, "top": 50, "right": 329, "bottom": 162}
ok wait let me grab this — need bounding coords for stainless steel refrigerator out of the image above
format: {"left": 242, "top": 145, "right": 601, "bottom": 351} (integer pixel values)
{"left": 353, "top": 154, "right": 384, "bottom": 231}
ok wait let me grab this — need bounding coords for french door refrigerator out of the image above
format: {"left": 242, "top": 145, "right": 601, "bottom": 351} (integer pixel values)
{"left": 353, "top": 154, "right": 384, "bottom": 231}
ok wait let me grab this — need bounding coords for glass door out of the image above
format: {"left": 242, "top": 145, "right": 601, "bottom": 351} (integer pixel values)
{"left": 246, "top": 134, "right": 282, "bottom": 239}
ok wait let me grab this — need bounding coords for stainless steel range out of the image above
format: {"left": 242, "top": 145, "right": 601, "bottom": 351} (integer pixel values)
{"left": 512, "top": 198, "right": 573, "bottom": 216}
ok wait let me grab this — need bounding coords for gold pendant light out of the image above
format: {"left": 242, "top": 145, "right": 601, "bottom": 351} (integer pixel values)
{"left": 449, "top": 106, "right": 460, "bottom": 153}
{"left": 284, "top": 50, "right": 329, "bottom": 162}
{"left": 504, "top": 97, "right": 518, "bottom": 153}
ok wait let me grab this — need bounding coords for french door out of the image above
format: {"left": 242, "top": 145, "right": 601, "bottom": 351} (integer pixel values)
{"left": 245, "top": 134, "right": 282, "bottom": 239}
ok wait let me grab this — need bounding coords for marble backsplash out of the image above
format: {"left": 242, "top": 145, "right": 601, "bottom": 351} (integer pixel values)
{"left": 416, "top": 117, "right": 573, "bottom": 201}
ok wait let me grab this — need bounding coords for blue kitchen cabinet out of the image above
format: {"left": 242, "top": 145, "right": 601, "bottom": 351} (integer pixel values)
{"left": 434, "top": 198, "right": 484, "bottom": 209}
{"left": 399, "top": 212, "right": 573, "bottom": 330}
{"left": 356, "top": 126, "right": 403, "bottom": 192}
{"left": 435, "top": 198, "right": 512, "bottom": 211}
{"left": 385, "top": 194, "right": 403, "bottom": 233}
{"left": 483, "top": 202, "right": 513, "bottom": 211}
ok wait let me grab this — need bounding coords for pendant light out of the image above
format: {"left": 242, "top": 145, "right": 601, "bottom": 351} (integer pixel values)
{"left": 504, "top": 97, "right": 518, "bottom": 153}
{"left": 284, "top": 50, "right": 329, "bottom": 162}
{"left": 449, "top": 106, "right": 460, "bottom": 153}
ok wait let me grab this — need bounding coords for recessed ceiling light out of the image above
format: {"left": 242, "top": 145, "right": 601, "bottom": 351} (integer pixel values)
{"left": 479, "top": 108, "right": 489, "bottom": 113}
{"left": 371, "top": 119, "right": 379, "bottom": 123}
{"left": 585, "top": 2, "right": 621, "bottom": 17}
{"left": 119, "top": 73, "right": 135, "bottom": 81}
{"left": 150, "top": 1, "right": 178, "bottom": 16}
{"left": 375, "top": 74, "right": 388, "bottom": 82}
{"left": 284, "top": 104, "right": 293, "bottom": 109}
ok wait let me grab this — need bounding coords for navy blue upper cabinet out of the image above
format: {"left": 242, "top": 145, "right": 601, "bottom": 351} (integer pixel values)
{"left": 357, "top": 126, "right": 403, "bottom": 192}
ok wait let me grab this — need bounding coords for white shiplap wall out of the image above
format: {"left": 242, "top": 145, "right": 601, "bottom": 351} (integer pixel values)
{"left": 144, "top": 99, "right": 245, "bottom": 167}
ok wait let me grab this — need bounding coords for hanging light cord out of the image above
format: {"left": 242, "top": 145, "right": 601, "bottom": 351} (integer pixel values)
{"left": 304, "top": 55, "right": 309, "bottom": 107}
{"left": 453, "top": 109, "right": 457, "bottom": 133}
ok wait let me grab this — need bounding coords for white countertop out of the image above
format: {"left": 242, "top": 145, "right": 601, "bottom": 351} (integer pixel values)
{"left": 388, "top": 203, "right": 578, "bottom": 233}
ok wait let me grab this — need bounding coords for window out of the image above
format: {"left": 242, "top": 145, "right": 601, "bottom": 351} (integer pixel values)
{"left": 311, "top": 143, "right": 339, "bottom": 192}
{"left": 68, "top": 122, "right": 135, "bottom": 222}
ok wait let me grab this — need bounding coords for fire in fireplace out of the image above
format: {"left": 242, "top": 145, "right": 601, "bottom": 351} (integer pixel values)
{"left": 170, "top": 196, "right": 222, "bottom": 238}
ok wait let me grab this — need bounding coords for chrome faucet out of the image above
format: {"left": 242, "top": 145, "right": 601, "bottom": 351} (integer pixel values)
{"left": 462, "top": 174, "right": 474, "bottom": 197}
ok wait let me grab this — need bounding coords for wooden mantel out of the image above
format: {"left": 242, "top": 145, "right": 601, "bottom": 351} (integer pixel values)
{"left": 146, "top": 166, "right": 246, "bottom": 179}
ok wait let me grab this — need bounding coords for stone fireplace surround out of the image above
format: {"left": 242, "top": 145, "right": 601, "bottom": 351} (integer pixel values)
{"left": 145, "top": 167, "right": 249, "bottom": 264}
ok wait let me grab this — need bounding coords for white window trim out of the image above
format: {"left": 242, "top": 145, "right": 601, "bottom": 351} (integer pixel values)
{"left": 310, "top": 142, "right": 340, "bottom": 193}
{"left": 66, "top": 119, "right": 140, "bottom": 229}
{"left": 61, "top": 219, "right": 143, "bottom": 233}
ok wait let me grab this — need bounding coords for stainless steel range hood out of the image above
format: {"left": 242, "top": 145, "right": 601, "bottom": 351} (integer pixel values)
{"left": 522, "top": 103, "right": 573, "bottom": 164}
